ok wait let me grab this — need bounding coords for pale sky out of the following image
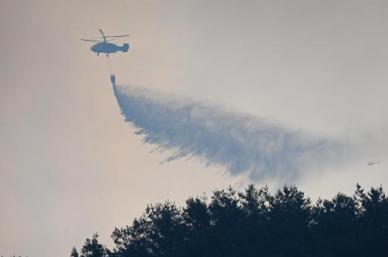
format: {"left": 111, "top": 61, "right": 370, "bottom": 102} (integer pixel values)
{"left": 1, "top": 1, "right": 388, "bottom": 256}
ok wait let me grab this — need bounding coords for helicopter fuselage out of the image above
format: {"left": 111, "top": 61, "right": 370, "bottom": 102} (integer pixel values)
{"left": 91, "top": 42, "right": 129, "bottom": 56}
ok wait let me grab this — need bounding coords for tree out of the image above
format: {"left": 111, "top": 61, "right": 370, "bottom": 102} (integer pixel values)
{"left": 79, "top": 234, "right": 108, "bottom": 257}
{"left": 355, "top": 184, "right": 388, "bottom": 257}
{"left": 266, "top": 186, "right": 312, "bottom": 257}
{"left": 112, "top": 201, "right": 185, "bottom": 257}
{"left": 74, "top": 184, "right": 388, "bottom": 257}
{"left": 70, "top": 247, "right": 79, "bottom": 257}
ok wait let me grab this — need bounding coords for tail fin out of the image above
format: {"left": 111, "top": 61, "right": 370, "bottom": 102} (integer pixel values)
{"left": 121, "top": 43, "right": 129, "bottom": 52}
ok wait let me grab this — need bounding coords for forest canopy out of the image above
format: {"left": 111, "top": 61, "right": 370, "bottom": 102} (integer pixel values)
{"left": 71, "top": 184, "right": 388, "bottom": 257}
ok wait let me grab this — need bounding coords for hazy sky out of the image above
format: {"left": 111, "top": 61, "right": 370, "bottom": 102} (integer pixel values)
{"left": 1, "top": 1, "right": 388, "bottom": 256}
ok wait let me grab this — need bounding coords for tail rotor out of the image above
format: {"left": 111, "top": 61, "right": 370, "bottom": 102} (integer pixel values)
{"left": 121, "top": 43, "right": 130, "bottom": 52}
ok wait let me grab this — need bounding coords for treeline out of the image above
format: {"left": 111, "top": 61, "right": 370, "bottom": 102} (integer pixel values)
{"left": 71, "top": 184, "right": 388, "bottom": 257}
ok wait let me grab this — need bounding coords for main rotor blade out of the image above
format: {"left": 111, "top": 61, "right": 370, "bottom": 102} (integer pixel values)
{"left": 99, "top": 28, "right": 105, "bottom": 37}
{"left": 104, "top": 38, "right": 126, "bottom": 42}
{"left": 81, "top": 39, "right": 99, "bottom": 42}
{"left": 105, "top": 34, "right": 130, "bottom": 38}
{"left": 87, "top": 35, "right": 129, "bottom": 40}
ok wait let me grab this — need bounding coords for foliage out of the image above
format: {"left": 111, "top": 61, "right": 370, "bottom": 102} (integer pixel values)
{"left": 72, "top": 184, "right": 388, "bottom": 257}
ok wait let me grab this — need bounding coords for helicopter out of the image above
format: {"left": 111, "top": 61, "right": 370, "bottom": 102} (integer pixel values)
{"left": 81, "top": 29, "right": 130, "bottom": 56}
{"left": 368, "top": 160, "right": 381, "bottom": 166}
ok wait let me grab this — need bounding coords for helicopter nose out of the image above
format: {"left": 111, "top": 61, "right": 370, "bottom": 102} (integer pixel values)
{"left": 91, "top": 43, "right": 99, "bottom": 52}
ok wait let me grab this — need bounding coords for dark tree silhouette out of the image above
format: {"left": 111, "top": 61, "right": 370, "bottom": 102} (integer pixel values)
{"left": 72, "top": 234, "right": 109, "bottom": 257}
{"left": 72, "top": 184, "right": 388, "bottom": 257}
{"left": 70, "top": 247, "right": 79, "bottom": 257}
